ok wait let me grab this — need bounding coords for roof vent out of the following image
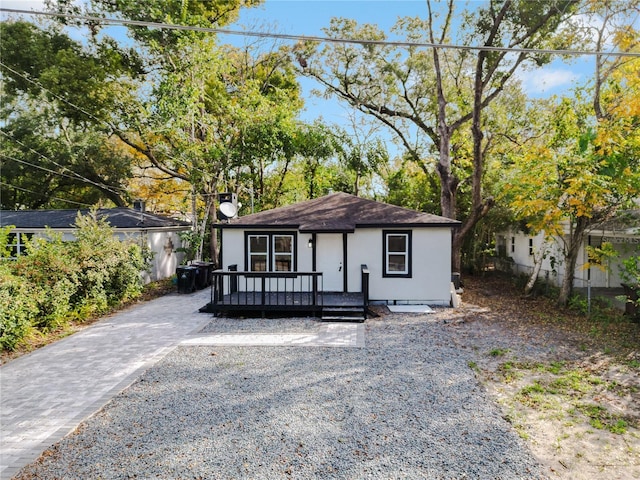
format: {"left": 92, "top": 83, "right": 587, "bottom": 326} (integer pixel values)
{"left": 133, "top": 200, "right": 146, "bottom": 212}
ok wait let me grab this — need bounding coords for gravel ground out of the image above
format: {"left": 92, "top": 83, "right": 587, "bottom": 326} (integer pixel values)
{"left": 16, "top": 313, "right": 548, "bottom": 480}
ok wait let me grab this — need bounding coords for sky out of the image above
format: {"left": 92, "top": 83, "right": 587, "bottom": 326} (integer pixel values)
{"left": 1, "top": 0, "right": 594, "bottom": 129}
{"left": 226, "top": 0, "right": 592, "bottom": 132}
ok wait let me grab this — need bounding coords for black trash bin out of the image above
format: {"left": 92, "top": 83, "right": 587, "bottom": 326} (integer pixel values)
{"left": 176, "top": 265, "right": 197, "bottom": 294}
{"left": 192, "top": 261, "right": 214, "bottom": 290}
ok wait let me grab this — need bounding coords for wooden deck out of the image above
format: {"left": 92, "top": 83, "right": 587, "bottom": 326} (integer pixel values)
{"left": 200, "top": 292, "right": 364, "bottom": 314}
{"left": 199, "top": 268, "right": 370, "bottom": 321}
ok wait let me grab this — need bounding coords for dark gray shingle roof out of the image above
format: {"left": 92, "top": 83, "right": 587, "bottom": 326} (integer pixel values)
{"left": 224, "top": 192, "right": 460, "bottom": 232}
{"left": 0, "top": 208, "right": 191, "bottom": 230}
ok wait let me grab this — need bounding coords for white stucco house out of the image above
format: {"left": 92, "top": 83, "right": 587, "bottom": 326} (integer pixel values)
{"left": 203, "top": 192, "right": 460, "bottom": 319}
{"left": 0, "top": 207, "right": 191, "bottom": 283}
{"left": 496, "top": 211, "right": 640, "bottom": 289}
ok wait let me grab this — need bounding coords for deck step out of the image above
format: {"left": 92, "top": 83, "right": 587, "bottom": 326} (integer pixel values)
{"left": 321, "top": 306, "right": 366, "bottom": 323}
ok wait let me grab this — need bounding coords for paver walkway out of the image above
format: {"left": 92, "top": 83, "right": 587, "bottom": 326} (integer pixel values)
{"left": 0, "top": 288, "right": 212, "bottom": 480}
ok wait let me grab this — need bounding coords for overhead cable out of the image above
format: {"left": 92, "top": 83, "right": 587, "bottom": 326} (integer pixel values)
{"left": 0, "top": 181, "right": 94, "bottom": 207}
{"left": 1, "top": 7, "right": 639, "bottom": 58}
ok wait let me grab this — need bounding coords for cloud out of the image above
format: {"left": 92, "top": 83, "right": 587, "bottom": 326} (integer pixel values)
{"left": 1, "top": 0, "right": 47, "bottom": 20}
{"left": 519, "top": 68, "right": 583, "bottom": 96}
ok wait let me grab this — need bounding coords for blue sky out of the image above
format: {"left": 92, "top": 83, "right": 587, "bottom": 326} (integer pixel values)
{"left": 222, "top": 0, "right": 592, "bottom": 128}
{"left": 2, "top": 0, "right": 592, "bottom": 129}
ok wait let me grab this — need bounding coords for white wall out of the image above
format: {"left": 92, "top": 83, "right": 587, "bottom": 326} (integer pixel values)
{"left": 499, "top": 229, "right": 638, "bottom": 288}
{"left": 348, "top": 228, "right": 452, "bottom": 304}
{"left": 221, "top": 227, "right": 453, "bottom": 304}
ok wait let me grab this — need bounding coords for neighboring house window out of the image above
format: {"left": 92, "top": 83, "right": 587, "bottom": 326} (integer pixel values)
{"left": 246, "top": 232, "right": 295, "bottom": 272}
{"left": 6, "top": 232, "right": 32, "bottom": 259}
{"left": 383, "top": 230, "right": 412, "bottom": 278}
{"left": 528, "top": 238, "right": 534, "bottom": 256}
{"left": 511, "top": 236, "right": 515, "bottom": 253}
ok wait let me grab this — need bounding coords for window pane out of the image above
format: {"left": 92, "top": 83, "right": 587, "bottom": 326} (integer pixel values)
{"left": 251, "top": 255, "right": 267, "bottom": 271}
{"left": 388, "top": 254, "right": 406, "bottom": 272}
{"left": 274, "top": 254, "right": 292, "bottom": 271}
{"left": 274, "top": 236, "right": 292, "bottom": 253}
{"left": 388, "top": 235, "right": 406, "bottom": 252}
{"left": 250, "top": 236, "right": 268, "bottom": 253}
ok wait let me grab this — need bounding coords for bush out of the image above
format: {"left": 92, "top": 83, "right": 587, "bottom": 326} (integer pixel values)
{"left": 0, "top": 263, "right": 38, "bottom": 350}
{"left": 71, "top": 211, "right": 147, "bottom": 313}
{"left": 1, "top": 210, "right": 150, "bottom": 351}
{"left": 12, "top": 232, "right": 79, "bottom": 331}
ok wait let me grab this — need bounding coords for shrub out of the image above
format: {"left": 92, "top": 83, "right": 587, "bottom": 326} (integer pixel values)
{"left": 70, "top": 211, "right": 148, "bottom": 313}
{"left": 0, "top": 211, "right": 150, "bottom": 351}
{"left": 12, "top": 232, "right": 79, "bottom": 331}
{"left": 0, "top": 263, "right": 38, "bottom": 350}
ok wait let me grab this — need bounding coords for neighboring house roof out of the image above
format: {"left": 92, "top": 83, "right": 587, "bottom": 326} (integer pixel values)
{"left": 0, "top": 208, "right": 191, "bottom": 230}
{"left": 223, "top": 192, "right": 460, "bottom": 232}
{"left": 592, "top": 210, "right": 640, "bottom": 235}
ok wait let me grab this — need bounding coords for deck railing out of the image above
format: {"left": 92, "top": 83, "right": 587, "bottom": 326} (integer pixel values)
{"left": 211, "top": 270, "right": 324, "bottom": 309}
{"left": 361, "top": 264, "right": 370, "bottom": 306}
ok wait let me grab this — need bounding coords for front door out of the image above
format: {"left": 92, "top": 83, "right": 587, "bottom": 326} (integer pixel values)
{"left": 316, "top": 233, "right": 344, "bottom": 292}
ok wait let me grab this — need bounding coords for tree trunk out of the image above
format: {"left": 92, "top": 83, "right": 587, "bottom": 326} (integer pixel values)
{"left": 524, "top": 240, "right": 549, "bottom": 296}
{"left": 557, "top": 218, "right": 588, "bottom": 306}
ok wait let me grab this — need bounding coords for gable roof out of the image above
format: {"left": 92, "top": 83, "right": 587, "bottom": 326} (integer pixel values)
{"left": 0, "top": 208, "right": 191, "bottom": 230}
{"left": 223, "top": 192, "right": 460, "bottom": 232}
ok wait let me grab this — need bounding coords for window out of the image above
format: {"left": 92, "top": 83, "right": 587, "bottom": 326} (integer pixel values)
{"left": 511, "top": 236, "right": 515, "bottom": 253}
{"left": 383, "top": 230, "right": 411, "bottom": 277}
{"left": 528, "top": 238, "right": 534, "bottom": 256}
{"left": 246, "top": 232, "right": 295, "bottom": 272}
{"left": 6, "top": 232, "right": 32, "bottom": 259}
{"left": 273, "top": 235, "right": 293, "bottom": 271}
{"left": 248, "top": 235, "right": 268, "bottom": 271}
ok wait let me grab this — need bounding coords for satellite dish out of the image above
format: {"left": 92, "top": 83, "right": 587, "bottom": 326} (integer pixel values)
{"left": 219, "top": 202, "right": 237, "bottom": 219}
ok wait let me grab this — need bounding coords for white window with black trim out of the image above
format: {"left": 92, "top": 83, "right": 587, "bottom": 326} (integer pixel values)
{"left": 246, "top": 232, "right": 296, "bottom": 272}
{"left": 383, "top": 230, "right": 412, "bottom": 277}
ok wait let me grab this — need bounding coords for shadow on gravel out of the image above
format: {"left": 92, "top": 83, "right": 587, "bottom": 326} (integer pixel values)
{"left": 16, "top": 317, "right": 547, "bottom": 479}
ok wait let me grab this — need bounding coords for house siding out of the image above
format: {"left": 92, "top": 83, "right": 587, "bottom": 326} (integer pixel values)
{"left": 222, "top": 227, "right": 453, "bottom": 305}
{"left": 348, "top": 228, "right": 451, "bottom": 304}
{"left": 498, "top": 229, "right": 638, "bottom": 289}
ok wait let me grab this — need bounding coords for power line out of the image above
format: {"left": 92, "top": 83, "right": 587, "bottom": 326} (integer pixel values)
{"left": 0, "top": 131, "right": 128, "bottom": 196}
{"left": 0, "top": 181, "right": 94, "bottom": 207}
{"left": 0, "top": 61, "right": 114, "bottom": 130}
{"left": 2, "top": 154, "right": 92, "bottom": 181}
{"left": 2, "top": 7, "right": 639, "bottom": 58}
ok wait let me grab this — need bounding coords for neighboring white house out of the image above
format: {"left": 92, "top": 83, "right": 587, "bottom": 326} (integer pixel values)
{"left": 496, "top": 212, "right": 640, "bottom": 289}
{"left": 0, "top": 207, "right": 191, "bottom": 283}
{"left": 218, "top": 192, "right": 460, "bottom": 306}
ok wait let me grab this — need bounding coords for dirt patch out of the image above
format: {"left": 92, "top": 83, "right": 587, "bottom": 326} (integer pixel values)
{"left": 442, "top": 273, "right": 640, "bottom": 479}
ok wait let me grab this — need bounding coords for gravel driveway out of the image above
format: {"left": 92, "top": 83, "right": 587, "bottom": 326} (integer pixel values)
{"left": 16, "top": 314, "right": 547, "bottom": 479}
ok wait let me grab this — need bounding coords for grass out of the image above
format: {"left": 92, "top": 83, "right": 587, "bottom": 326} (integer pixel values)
{"left": 497, "top": 358, "right": 636, "bottom": 436}
{"left": 488, "top": 348, "right": 510, "bottom": 357}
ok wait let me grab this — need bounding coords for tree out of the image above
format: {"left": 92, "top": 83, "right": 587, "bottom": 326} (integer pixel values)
{"left": 296, "top": 0, "right": 579, "bottom": 271}
{"left": 504, "top": 2, "right": 640, "bottom": 305}
{"left": 332, "top": 117, "right": 388, "bottom": 197}
{"left": 0, "top": 20, "right": 139, "bottom": 208}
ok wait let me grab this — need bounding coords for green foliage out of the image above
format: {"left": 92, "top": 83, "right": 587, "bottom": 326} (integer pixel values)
{"left": 176, "top": 229, "right": 203, "bottom": 263}
{"left": 71, "top": 211, "right": 147, "bottom": 313}
{"left": 13, "top": 232, "right": 79, "bottom": 331}
{"left": 0, "top": 212, "right": 149, "bottom": 351}
{"left": 0, "top": 263, "right": 38, "bottom": 350}
{"left": 0, "top": 225, "right": 15, "bottom": 258}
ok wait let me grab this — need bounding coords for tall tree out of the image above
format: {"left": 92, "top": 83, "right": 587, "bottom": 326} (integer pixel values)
{"left": 296, "top": 0, "right": 579, "bottom": 271}
{"left": 0, "top": 20, "right": 140, "bottom": 208}
{"left": 504, "top": 2, "right": 640, "bottom": 305}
